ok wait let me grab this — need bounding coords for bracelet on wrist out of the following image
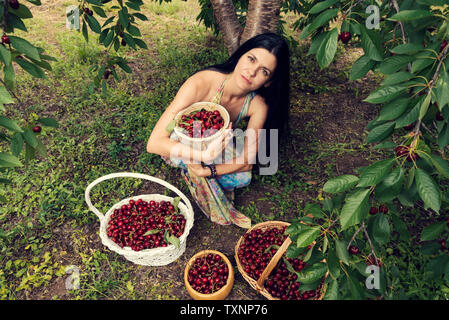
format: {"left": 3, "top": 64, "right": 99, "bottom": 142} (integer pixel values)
{"left": 201, "top": 162, "right": 217, "bottom": 178}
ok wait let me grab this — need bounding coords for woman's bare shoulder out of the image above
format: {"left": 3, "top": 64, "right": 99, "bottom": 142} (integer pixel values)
{"left": 189, "top": 69, "right": 225, "bottom": 85}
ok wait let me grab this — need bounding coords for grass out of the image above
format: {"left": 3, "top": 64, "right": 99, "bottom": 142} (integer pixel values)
{"left": 0, "top": 0, "right": 447, "bottom": 300}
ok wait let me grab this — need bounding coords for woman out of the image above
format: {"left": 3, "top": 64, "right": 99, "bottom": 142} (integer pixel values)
{"left": 146, "top": 32, "right": 290, "bottom": 228}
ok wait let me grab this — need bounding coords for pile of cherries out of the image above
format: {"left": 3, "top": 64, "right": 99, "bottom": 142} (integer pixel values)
{"left": 178, "top": 108, "right": 225, "bottom": 138}
{"left": 187, "top": 253, "right": 229, "bottom": 295}
{"left": 106, "top": 198, "right": 186, "bottom": 251}
{"left": 237, "top": 226, "right": 323, "bottom": 300}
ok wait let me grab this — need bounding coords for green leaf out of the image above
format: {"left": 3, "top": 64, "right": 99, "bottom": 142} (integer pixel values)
{"left": 3, "top": 63, "right": 15, "bottom": 91}
{"left": 372, "top": 213, "right": 391, "bottom": 245}
{"left": 143, "top": 229, "right": 161, "bottom": 236}
{"left": 296, "top": 226, "right": 321, "bottom": 248}
{"left": 116, "top": 60, "right": 132, "bottom": 73}
{"left": 82, "top": 20, "right": 89, "bottom": 43}
{"left": 126, "top": 1, "right": 141, "bottom": 11}
{"left": 309, "top": 0, "right": 339, "bottom": 14}
{"left": 85, "top": 14, "right": 101, "bottom": 33}
{"left": 165, "top": 232, "right": 180, "bottom": 249}
{"left": 9, "top": 36, "right": 40, "bottom": 61}
{"left": 172, "top": 196, "right": 180, "bottom": 213}
{"left": 5, "top": 13, "right": 27, "bottom": 33}
{"left": 307, "top": 32, "right": 328, "bottom": 56}
{"left": 103, "top": 29, "right": 115, "bottom": 47}
{"left": 118, "top": 9, "right": 129, "bottom": 29}
{"left": 360, "top": 26, "right": 383, "bottom": 62}
{"left": 347, "top": 271, "right": 365, "bottom": 299}
{"left": 37, "top": 117, "right": 59, "bottom": 128}
{"left": 380, "top": 72, "right": 414, "bottom": 87}
{"left": 411, "top": 57, "right": 435, "bottom": 74}
{"left": 0, "top": 45, "right": 12, "bottom": 66}
{"left": 335, "top": 240, "right": 350, "bottom": 266}
{"left": 0, "top": 152, "right": 22, "bottom": 168}
{"left": 22, "top": 129, "right": 38, "bottom": 148}
{"left": 295, "top": 262, "right": 327, "bottom": 284}
{"left": 323, "top": 279, "right": 339, "bottom": 300}
{"left": 122, "top": 33, "right": 136, "bottom": 49}
{"left": 11, "top": 132, "right": 24, "bottom": 156}
{"left": 390, "top": 43, "right": 424, "bottom": 55}
{"left": 435, "top": 71, "right": 449, "bottom": 110}
{"left": 132, "top": 12, "right": 148, "bottom": 21}
{"left": 127, "top": 24, "right": 141, "bottom": 37}
{"left": 421, "top": 221, "right": 446, "bottom": 241}
{"left": 428, "top": 154, "right": 449, "bottom": 179}
{"left": 375, "top": 166, "right": 405, "bottom": 202}
{"left": 395, "top": 98, "right": 421, "bottom": 129}
{"left": 92, "top": 6, "right": 107, "bottom": 18}
{"left": 165, "top": 119, "right": 176, "bottom": 133}
{"left": 10, "top": 4, "right": 33, "bottom": 19}
{"left": 377, "top": 55, "right": 414, "bottom": 75}
{"left": 365, "top": 121, "right": 395, "bottom": 144}
{"left": 0, "top": 86, "right": 15, "bottom": 105}
{"left": 438, "top": 123, "right": 449, "bottom": 149}
{"left": 323, "top": 175, "right": 359, "bottom": 194}
{"left": 418, "top": 94, "right": 432, "bottom": 120}
{"left": 299, "top": 9, "right": 339, "bottom": 40}
{"left": 14, "top": 57, "right": 47, "bottom": 79}
{"left": 389, "top": 10, "right": 433, "bottom": 22}
{"left": 0, "top": 116, "right": 23, "bottom": 132}
{"left": 133, "top": 38, "right": 148, "bottom": 49}
{"left": 357, "top": 158, "right": 395, "bottom": 188}
{"left": 364, "top": 86, "right": 406, "bottom": 104}
{"left": 350, "top": 55, "right": 376, "bottom": 81}
{"left": 415, "top": 168, "right": 441, "bottom": 212}
{"left": 340, "top": 188, "right": 370, "bottom": 230}
{"left": 378, "top": 97, "right": 409, "bottom": 121}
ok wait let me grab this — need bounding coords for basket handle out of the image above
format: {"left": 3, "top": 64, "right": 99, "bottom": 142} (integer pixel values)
{"left": 85, "top": 172, "right": 193, "bottom": 221}
{"left": 256, "top": 236, "right": 292, "bottom": 291}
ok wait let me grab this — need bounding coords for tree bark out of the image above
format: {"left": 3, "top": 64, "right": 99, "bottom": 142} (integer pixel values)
{"left": 210, "top": 0, "right": 283, "bottom": 55}
{"left": 240, "top": 0, "right": 282, "bottom": 45}
{"left": 210, "top": 0, "right": 243, "bottom": 55}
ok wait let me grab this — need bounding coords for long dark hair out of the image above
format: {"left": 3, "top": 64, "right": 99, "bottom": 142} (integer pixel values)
{"left": 204, "top": 33, "right": 291, "bottom": 142}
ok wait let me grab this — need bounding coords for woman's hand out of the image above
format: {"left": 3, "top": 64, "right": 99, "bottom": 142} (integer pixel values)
{"left": 201, "top": 122, "right": 233, "bottom": 163}
{"left": 186, "top": 163, "right": 211, "bottom": 177}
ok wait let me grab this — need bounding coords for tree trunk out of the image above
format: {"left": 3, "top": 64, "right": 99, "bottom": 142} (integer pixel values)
{"left": 240, "top": 0, "right": 282, "bottom": 45}
{"left": 210, "top": 0, "right": 243, "bottom": 55}
{"left": 210, "top": 0, "right": 282, "bottom": 55}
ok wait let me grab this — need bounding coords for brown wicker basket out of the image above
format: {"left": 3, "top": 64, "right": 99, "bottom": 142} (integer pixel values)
{"left": 234, "top": 221, "right": 327, "bottom": 300}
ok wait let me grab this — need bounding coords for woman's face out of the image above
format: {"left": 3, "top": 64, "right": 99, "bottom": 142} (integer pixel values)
{"left": 233, "top": 48, "right": 277, "bottom": 92}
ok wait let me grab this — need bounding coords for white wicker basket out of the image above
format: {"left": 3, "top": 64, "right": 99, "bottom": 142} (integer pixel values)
{"left": 173, "top": 101, "right": 230, "bottom": 151}
{"left": 85, "top": 172, "right": 194, "bottom": 266}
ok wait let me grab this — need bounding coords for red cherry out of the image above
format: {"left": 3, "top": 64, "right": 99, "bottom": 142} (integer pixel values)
{"left": 9, "top": 0, "right": 19, "bottom": 10}
{"left": 1, "top": 34, "right": 10, "bottom": 45}
{"left": 441, "top": 40, "right": 448, "bottom": 52}
{"left": 348, "top": 245, "right": 359, "bottom": 255}
{"left": 379, "top": 204, "right": 389, "bottom": 214}
{"left": 339, "top": 32, "right": 351, "bottom": 44}
{"left": 369, "top": 206, "right": 378, "bottom": 215}
{"left": 32, "top": 126, "right": 42, "bottom": 133}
